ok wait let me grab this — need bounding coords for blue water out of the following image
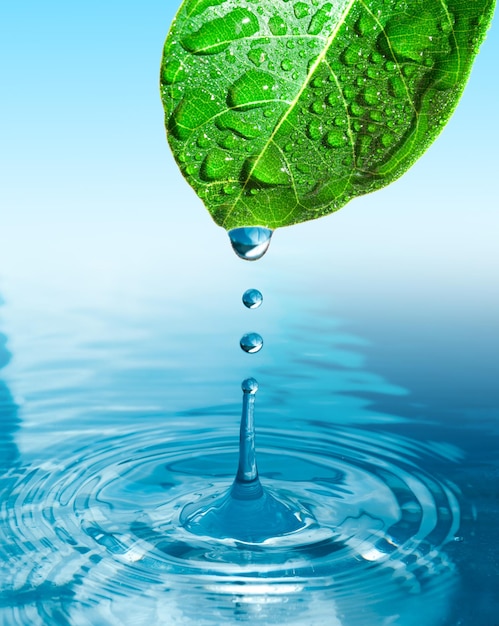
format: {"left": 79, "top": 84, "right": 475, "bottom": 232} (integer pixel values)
{"left": 0, "top": 236, "right": 498, "bottom": 625}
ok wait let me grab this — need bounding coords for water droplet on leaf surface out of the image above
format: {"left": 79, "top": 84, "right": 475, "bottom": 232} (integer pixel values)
{"left": 308, "top": 3, "right": 333, "bottom": 35}
{"left": 227, "top": 69, "right": 277, "bottom": 110}
{"left": 268, "top": 14, "right": 288, "bottom": 36}
{"left": 325, "top": 130, "right": 346, "bottom": 148}
{"left": 307, "top": 119, "right": 322, "bottom": 140}
{"left": 294, "top": 2, "right": 310, "bottom": 19}
{"left": 247, "top": 47, "right": 266, "bottom": 66}
{"left": 181, "top": 8, "right": 260, "bottom": 55}
{"left": 243, "top": 143, "right": 291, "bottom": 187}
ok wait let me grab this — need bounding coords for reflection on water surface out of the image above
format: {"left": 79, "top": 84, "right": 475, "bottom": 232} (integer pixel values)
{"left": 0, "top": 276, "right": 497, "bottom": 625}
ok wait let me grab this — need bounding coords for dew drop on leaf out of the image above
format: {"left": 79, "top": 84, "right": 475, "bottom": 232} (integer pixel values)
{"left": 325, "top": 130, "right": 347, "bottom": 148}
{"left": 268, "top": 14, "right": 288, "bottom": 36}
{"left": 227, "top": 70, "right": 277, "bottom": 110}
{"left": 294, "top": 2, "right": 310, "bottom": 19}
{"left": 181, "top": 8, "right": 260, "bottom": 55}
{"left": 247, "top": 48, "right": 266, "bottom": 66}
{"left": 306, "top": 119, "right": 322, "bottom": 140}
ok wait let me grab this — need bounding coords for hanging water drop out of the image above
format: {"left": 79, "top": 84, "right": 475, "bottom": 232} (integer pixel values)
{"left": 242, "top": 288, "right": 263, "bottom": 309}
{"left": 240, "top": 332, "right": 263, "bottom": 353}
{"left": 228, "top": 226, "right": 273, "bottom": 261}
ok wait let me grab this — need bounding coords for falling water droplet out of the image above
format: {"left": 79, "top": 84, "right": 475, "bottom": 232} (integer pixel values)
{"left": 240, "top": 332, "right": 263, "bottom": 353}
{"left": 228, "top": 226, "right": 273, "bottom": 261}
{"left": 242, "top": 289, "right": 263, "bottom": 309}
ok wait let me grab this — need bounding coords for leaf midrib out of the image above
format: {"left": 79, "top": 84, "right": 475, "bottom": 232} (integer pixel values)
{"left": 221, "top": 0, "right": 358, "bottom": 227}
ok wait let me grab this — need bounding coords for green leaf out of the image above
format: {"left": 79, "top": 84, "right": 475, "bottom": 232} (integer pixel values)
{"left": 160, "top": 0, "right": 495, "bottom": 230}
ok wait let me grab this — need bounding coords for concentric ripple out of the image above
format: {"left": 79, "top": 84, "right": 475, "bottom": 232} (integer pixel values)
{"left": 0, "top": 421, "right": 461, "bottom": 625}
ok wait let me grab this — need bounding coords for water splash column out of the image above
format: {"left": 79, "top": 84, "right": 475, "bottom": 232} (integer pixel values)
{"left": 231, "top": 378, "right": 263, "bottom": 500}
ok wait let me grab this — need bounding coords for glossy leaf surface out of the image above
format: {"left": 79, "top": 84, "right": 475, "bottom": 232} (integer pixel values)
{"left": 161, "top": 0, "right": 495, "bottom": 230}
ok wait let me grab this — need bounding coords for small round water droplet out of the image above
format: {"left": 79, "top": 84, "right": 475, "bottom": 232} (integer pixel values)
{"left": 268, "top": 14, "right": 287, "bottom": 36}
{"left": 325, "top": 130, "right": 346, "bottom": 148}
{"left": 247, "top": 48, "right": 266, "bottom": 66}
{"left": 241, "top": 377, "right": 259, "bottom": 394}
{"left": 350, "top": 102, "right": 364, "bottom": 117}
{"left": 362, "top": 86, "right": 380, "bottom": 106}
{"left": 242, "top": 289, "right": 263, "bottom": 309}
{"left": 196, "top": 133, "right": 210, "bottom": 149}
{"left": 370, "top": 109, "right": 383, "bottom": 122}
{"left": 227, "top": 70, "right": 277, "bottom": 110}
{"left": 294, "top": 2, "right": 310, "bottom": 19}
{"left": 325, "top": 92, "right": 338, "bottom": 106}
{"left": 307, "top": 118, "right": 322, "bottom": 140}
{"left": 381, "top": 133, "right": 395, "bottom": 147}
{"left": 310, "top": 100, "right": 325, "bottom": 115}
{"left": 228, "top": 227, "right": 273, "bottom": 261}
{"left": 240, "top": 332, "right": 263, "bottom": 354}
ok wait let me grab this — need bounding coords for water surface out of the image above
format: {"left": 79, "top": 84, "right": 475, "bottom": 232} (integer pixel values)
{"left": 0, "top": 239, "right": 497, "bottom": 625}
